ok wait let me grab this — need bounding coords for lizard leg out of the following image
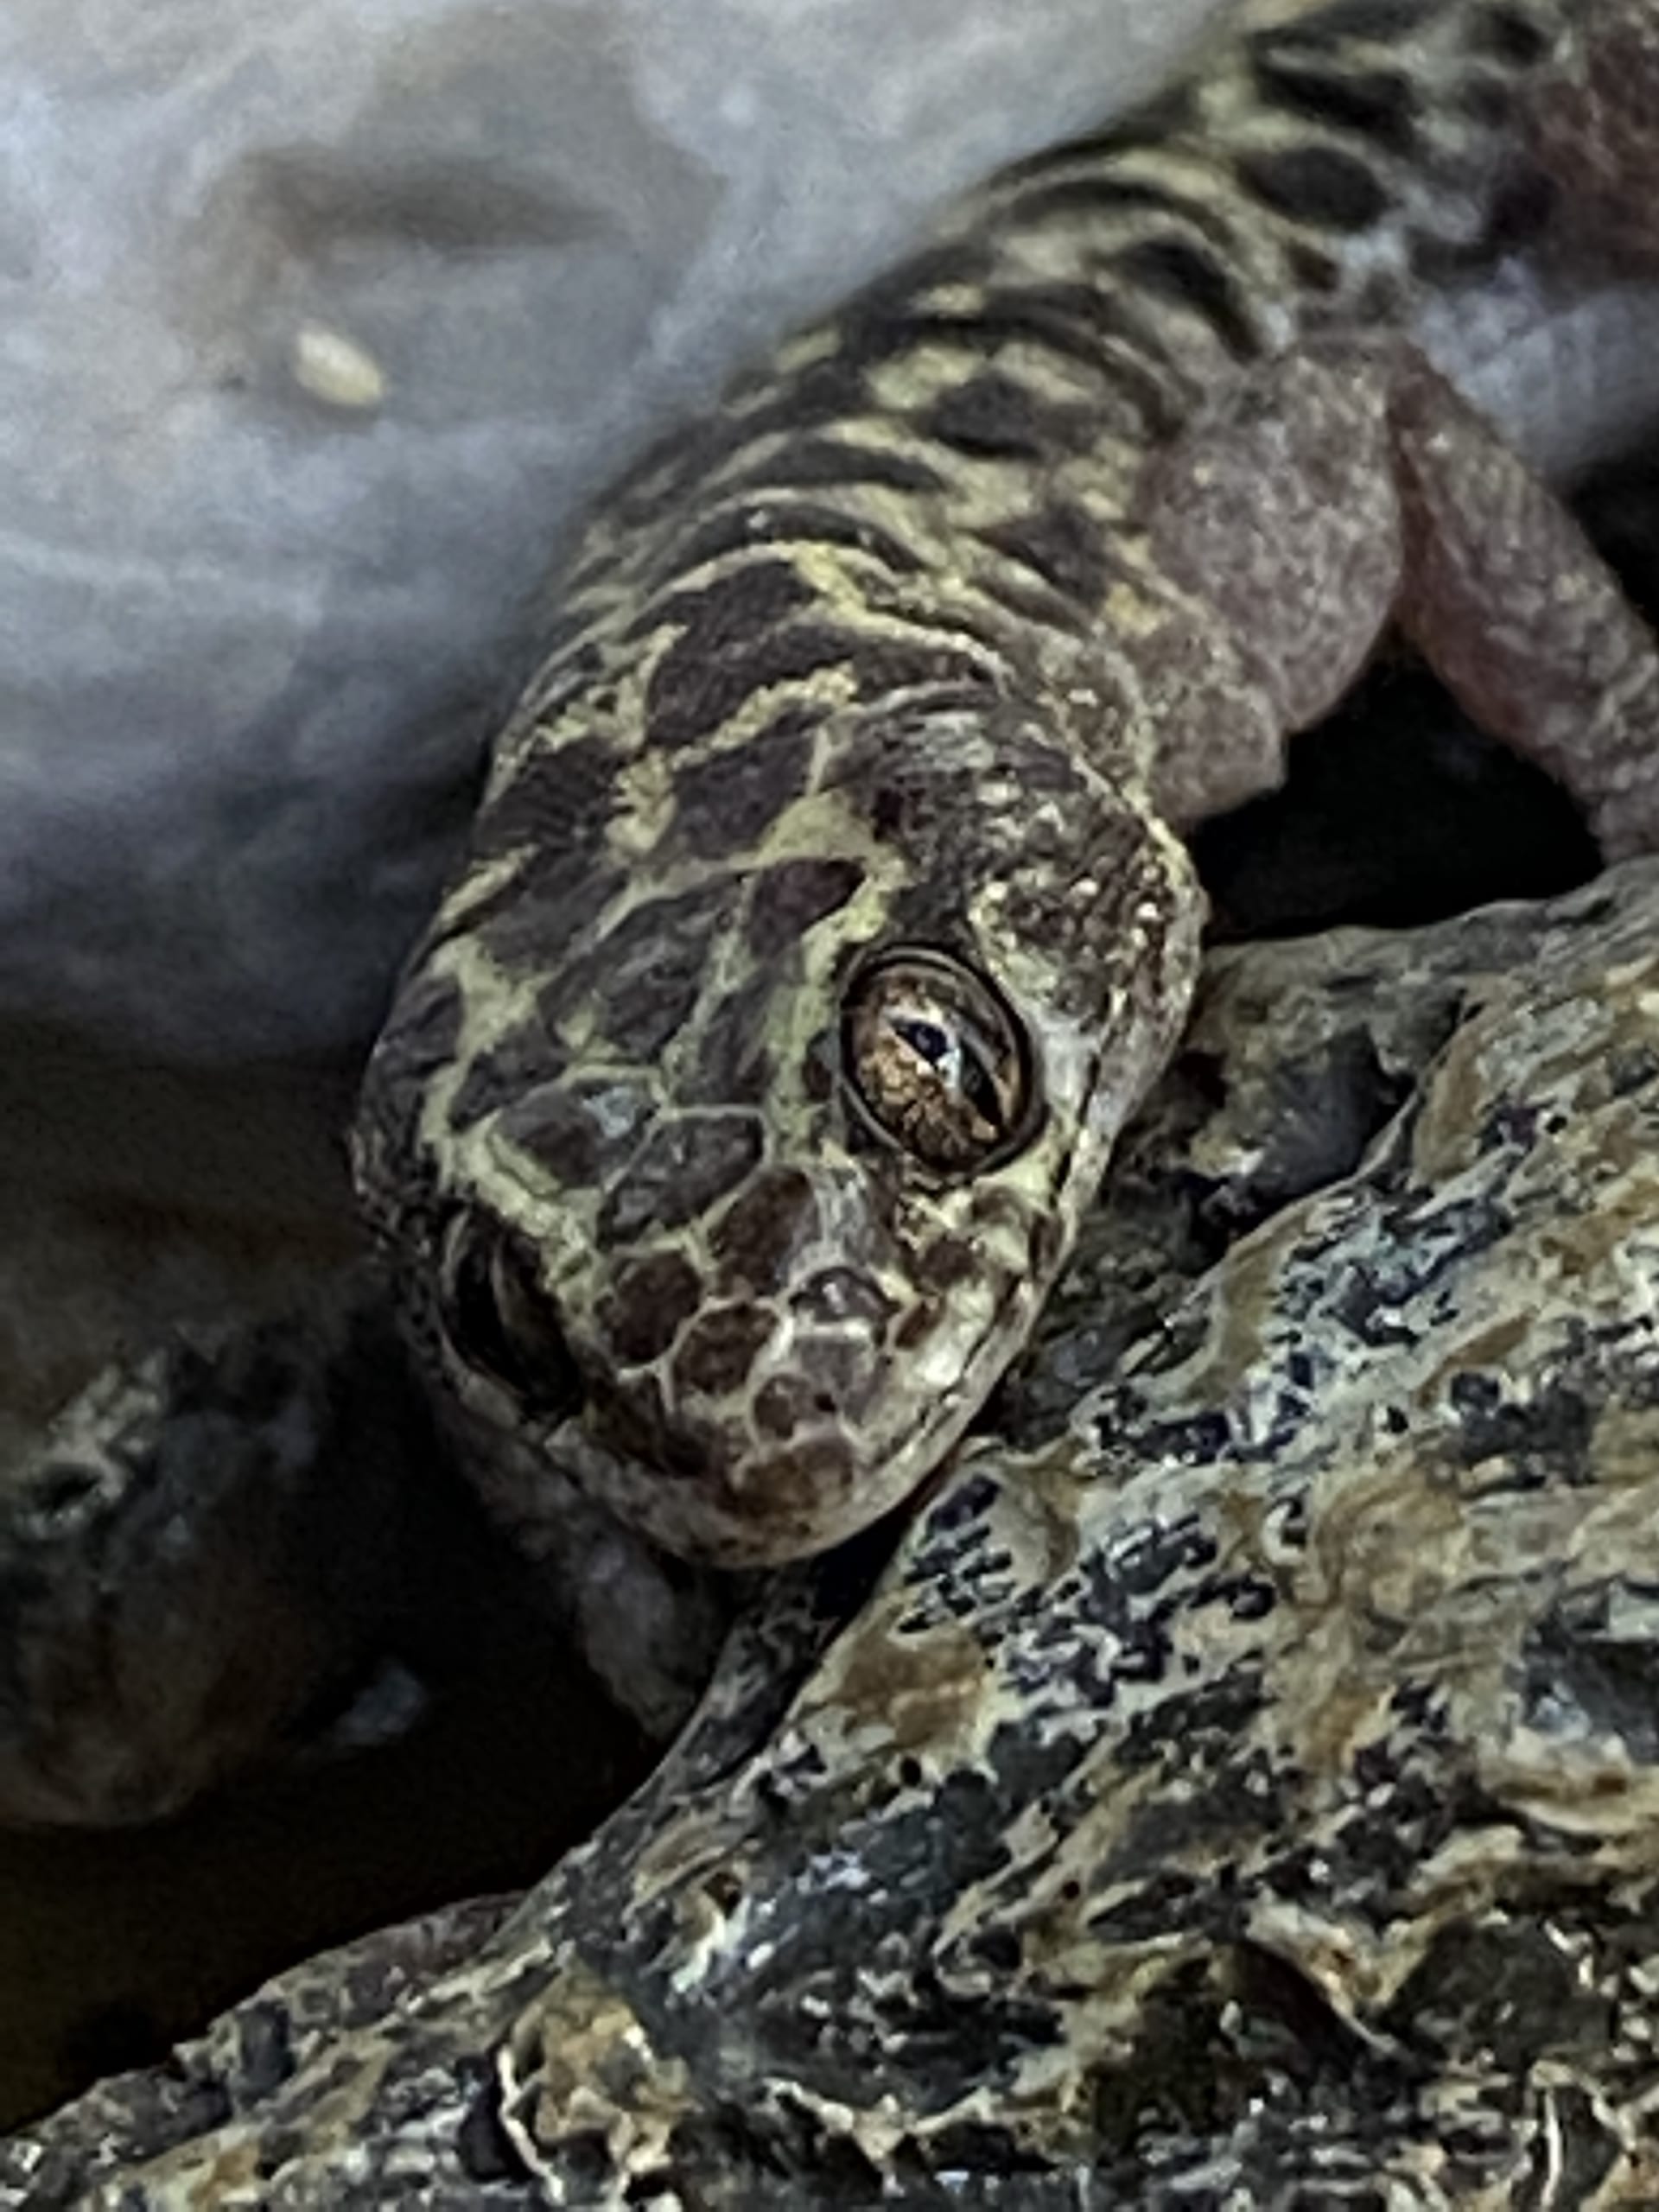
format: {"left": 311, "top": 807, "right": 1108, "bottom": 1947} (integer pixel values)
{"left": 1141, "top": 339, "right": 1659, "bottom": 858}
{"left": 1388, "top": 353, "right": 1659, "bottom": 860}
{"left": 1126, "top": 344, "right": 1404, "bottom": 830}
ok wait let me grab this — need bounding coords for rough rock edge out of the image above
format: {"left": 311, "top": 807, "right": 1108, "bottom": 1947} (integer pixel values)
{"left": 10, "top": 859, "right": 1659, "bottom": 2207}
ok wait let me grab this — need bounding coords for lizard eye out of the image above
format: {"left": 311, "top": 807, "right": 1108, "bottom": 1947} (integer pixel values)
{"left": 842, "top": 947, "right": 1033, "bottom": 1172}
{"left": 440, "top": 1215, "right": 584, "bottom": 1419}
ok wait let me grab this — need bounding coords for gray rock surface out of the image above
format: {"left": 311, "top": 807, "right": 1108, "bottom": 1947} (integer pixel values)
{"left": 0, "top": 1282, "right": 427, "bottom": 1828}
{"left": 12, "top": 855, "right": 1659, "bottom": 2205}
{"left": 0, "top": 0, "right": 1223, "bottom": 1060}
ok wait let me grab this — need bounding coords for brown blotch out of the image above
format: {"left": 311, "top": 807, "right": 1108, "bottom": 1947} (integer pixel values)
{"left": 640, "top": 551, "right": 860, "bottom": 752}
{"left": 630, "top": 553, "right": 809, "bottom": 652}
{"left": 742, "top": 1433, "right": 858, "bottom": 1533}
{"left": 469, "top": 733, "right": 619, "bottom": 870}
{"left": 809, "top": 1334, "right": 880, "bottom": 1416}
{"left": 359, "top": 969, "right": 464, "bottom": 1169}
{"left": 472, "top": 840, "right": 628, "bottom": 974}
{"left": 746, "top": 858, "right": 864, "bottom": 958}
{"left": 972, "top": 278, "right": 1189, "bottom": 434}
{"left": 832, "top": 721, "right": 974, "bottom": 857}
{"left": 791, "top": 1268, "right": 895, "bottom": 1333}
{"left": 370, "top": 969, "right": 462, "bottom": 1090}
{"left": 1285, "top": 238, "right": 1343, "bottom": 296}
{"left": 1113, "top": 236, "right": 1262, "bottom": 359}
{"left": 1027, "top": 1209, "right": 1066, "bottom": 1280}
{"left": 803, "top": 1043, "right": 837, "bottom": 1104}
{"left": 590, "top": 884, "right": 728, "bottom": 1058}
{"left": 1249, "top": 49, "right": 1420, "bottom": 158}
{"left": 667, "top": 707, "right": 822, "bottom": 861}
{"left": 920, "top": 373, "right": 1100, "bottom": 463}
{"left": 1468, "top": 2, "right": 1550, "bottom": 65}
{"left": 851, "top": 638, "right": 996, "bottom": 704}
{"left": 692, "top": 350, "right": 874, "bottom": 462}
{"left": 966, "top": 1185, "right": 1039, "bottom": 1242}
{"left": 915, "top": 1234, "right": 979, "bottom": 1293}
{"left": 650, "top": 620, "right": 865, "bottom": 756}
{"left": 753, "top": 1375, "right": 805, "bottom": 1440}
{"left": 979, "top": 502, "right": 1113, "bottom": 607}
{"left": 674, "top": 1301, "right": 777, "bottom": 1400}
{"left": 683, "top": 970, "right": 777, "bottom": 1109}
{"left": 709, "top": 1168, "right": 818, "bottom": 1296}
{"left": 593, "top": 1368, "right": 744, "bottom": 1493}
{"left": 1453, "top": 74, "right": 1514, "bottom": 131}
{"left": 498, "top": 1076, "right": 652, "bottom": 1190}
{"left": 448, "top": 1025, "right": 568, "bottom": 1134}
{"left": 600, "top": 1112, "right": 765, "bottom": 1244}
{"left": 1232, "top": 143, "right": 1389, "bottom": 232}
{"left": 600, "top": 1251, "right": 703, "bottom": 1366}
{"left": 756, "top": 1371, "right": 858, "bottom": 1442}
{"left": 893, "top": 1299, "right": 941, "bottom": 1352}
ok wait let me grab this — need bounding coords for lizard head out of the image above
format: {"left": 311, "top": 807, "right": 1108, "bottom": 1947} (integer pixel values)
{"left": 355, "top": 696, "right": 1199, "bottom": 1567}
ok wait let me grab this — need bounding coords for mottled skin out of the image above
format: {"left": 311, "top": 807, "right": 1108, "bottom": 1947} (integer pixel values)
{"left": 357, "top": 0, "right": 1659, "bottom": 1569}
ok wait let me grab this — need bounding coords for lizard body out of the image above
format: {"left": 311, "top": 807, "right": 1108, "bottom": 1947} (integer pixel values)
{"left": 355, "top": 0, "right": 1659, "bottom": 1576}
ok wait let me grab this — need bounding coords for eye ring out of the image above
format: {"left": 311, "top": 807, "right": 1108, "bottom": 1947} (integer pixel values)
{"left": 439, "top": 1213, "right": 585, "bottom": 1420}
{"left": 840, "top": 945, "right": 1036, "bottom": 1173}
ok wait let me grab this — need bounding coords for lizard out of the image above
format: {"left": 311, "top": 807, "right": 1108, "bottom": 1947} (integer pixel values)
{"left": 353, "top": 0, "right": 1659, "bottom": 1599}
{"left": 10, "top": 0, "right": 1659, "bottom": 1816}
{"left": 9, "top": 0, "right": 1659, "bottom": 2160}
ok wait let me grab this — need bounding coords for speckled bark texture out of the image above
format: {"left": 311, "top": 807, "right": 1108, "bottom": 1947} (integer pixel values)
{"left": 12, "top": 857, "right": 1659, "bottom": 2208}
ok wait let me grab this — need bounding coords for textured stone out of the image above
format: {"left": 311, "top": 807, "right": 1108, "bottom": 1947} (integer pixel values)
{"left": 13, "top": 857, "right": 1659, "bottom": 2204}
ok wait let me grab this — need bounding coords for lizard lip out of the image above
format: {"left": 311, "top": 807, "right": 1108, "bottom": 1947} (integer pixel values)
{"left": 548, "top": 1322, "right": 1003, "bottom": 1569}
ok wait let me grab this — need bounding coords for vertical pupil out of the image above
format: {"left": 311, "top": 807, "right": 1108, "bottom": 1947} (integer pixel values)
{"left": 895, "top": 1014, "right": 951, "bottom": 1066}
{"left": 957, "top": 1042, "right": 1003, "bottom": 1129}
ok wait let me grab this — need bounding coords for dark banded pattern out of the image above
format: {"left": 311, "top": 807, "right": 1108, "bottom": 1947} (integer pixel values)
{"left": 357, "top": 0, "right": 1592, "bottom": 1570}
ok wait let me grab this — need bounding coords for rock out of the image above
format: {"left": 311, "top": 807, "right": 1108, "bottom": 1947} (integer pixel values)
{"left": 12, "top": 854, "right": 1659, "bottom": 2204}
{"left": 0, "top": 1282, "right": 425, "bottom": 1829}
{"left": 0, "top": 0, "right": 1222, "bottom": 1060}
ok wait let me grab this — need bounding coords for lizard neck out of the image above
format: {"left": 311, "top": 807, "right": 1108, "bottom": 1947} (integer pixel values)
{"left": 942, "top": 0, "right": 1574, "bottom": 428}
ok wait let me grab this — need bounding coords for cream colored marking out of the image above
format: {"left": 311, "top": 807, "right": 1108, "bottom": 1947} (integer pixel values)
{"left": 432, "top": 847, "right": 534, "bottom": 938}
{"left": 868, "top": 338, "right": 1116, "bottom": 418}
{"left": 606, "top": 747, "right": 677, "bottom": 862}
